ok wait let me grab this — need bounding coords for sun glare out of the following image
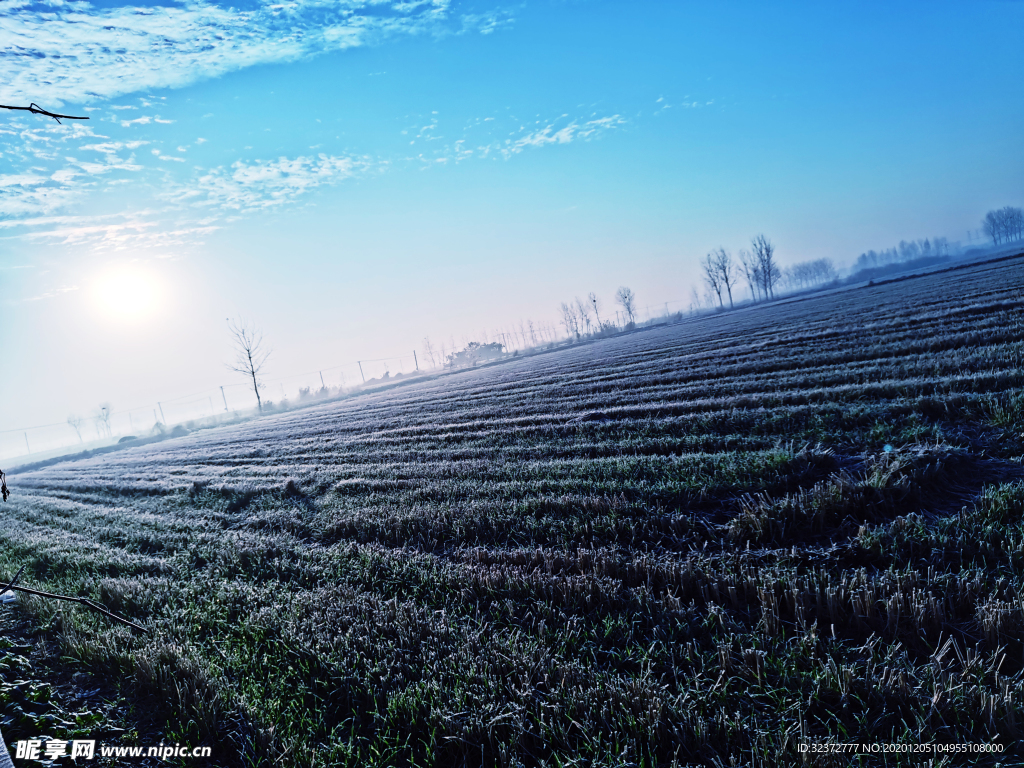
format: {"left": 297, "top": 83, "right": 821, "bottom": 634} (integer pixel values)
{"left": 91, "top": 265, "right": 163, "bottom": 323}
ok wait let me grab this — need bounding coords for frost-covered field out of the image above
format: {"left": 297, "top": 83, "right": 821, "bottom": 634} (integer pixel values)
{"left": 3, "top": 254, "right": 1024, "bottom": 766}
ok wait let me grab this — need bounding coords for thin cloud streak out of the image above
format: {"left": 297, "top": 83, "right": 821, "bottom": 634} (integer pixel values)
{"left": 167, "top": 153, "right": 373, "bottom": 211}
{"left": 415, "top": 111, "right": 626, "bottom": 164}
{"left": 501, "top": 114, "right": 626, "bottom": 157}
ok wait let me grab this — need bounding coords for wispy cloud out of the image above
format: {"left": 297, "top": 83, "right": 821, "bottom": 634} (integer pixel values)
{"left": 151, "top": 148, "right": 185, "bottom": 163}
{"left": 501, "top": 115, "right": 625, "bottom": 157}
{"left": 458, "top": 8, "right": 514, "bottom": 35}
{"left": 80, "top": 141, "right": 149, "bottom": 154}
{"left": 412, "top": 111, "right": 626, "bottom": 165}
{"left": 0, "top": 0, "right": 505, "bottom": 106}
{"left": 0, "top": 183, "right": 84, "bottom": 218}
{"left": 8, "top": 210, "right": 220, "bottom": 253}
{"left": 168, "top": 153, "right": 372, "bottom": 211}
{"left": 0, "top": 118, "right": 143, "bottom": 217}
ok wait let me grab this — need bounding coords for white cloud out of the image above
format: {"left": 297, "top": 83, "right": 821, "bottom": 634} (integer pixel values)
{"left": 0, "top": 120, "right": 147, "bottom": 219}
{"left": 0, "top": 212, "right": 123, "bottom": 230}
{"left": 503, "top": 115, "right": 625, "bottom": 156}
{"left": 14, "top": 212, "right": 219, "bottom": 252}
{"left": 70, "top": 156, "right": 144, "bottom": 175}
{"left": 169, "top": 152, "right": 369, "bottom": 211}
{"left": 0, "top": 172, "right": 48, "bottom": 188}
{"left": 420, "top": 112, "right": 625, "bottom": 164}
{"left": 80, "top": 141, "right": 149, "bottom": 154}
{"left": 50, "top": 169, "right": 79, "bottom": 184}
{"left": 458, "top": 9, "right": 513, "bottom": 35}
{"left": 0, "top": 0, "right": 503, "bottom": 106}
{"left": 0, "top": 184, "right": 82, "bottom": 218}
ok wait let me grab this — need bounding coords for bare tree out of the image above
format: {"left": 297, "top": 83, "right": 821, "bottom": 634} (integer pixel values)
{"left": 95, "top": 404, "right": 112, "bottom": 438}
{"left": 787, "top": 258, "right": 837, "bottom": 291}
{"left": 1010, "top": 208, "right": 1024, "bottom": 242}
{"left": 707, "top": 248, "right": 736, "bottom": 308}
{"left": 983, "top": 211, "right": 1001, "bottom": 245}
{"left": 227, "top": 318, "right": 271, "bottom": 413}
{"left": 983, "top": 206, "right": 1024, "bottom": 245}
{"left": 67, "top": 414, "right": 83, "bottom": 443}
{"left": 722, "top": 249, "right": 737, "bottom": 308}
{"left": 589, "top": 292, "right": 604, "bottom": 331}
{"left": 751, "top": 234, "right": 779, "bottom": 300}
{"left": 575, "top": 296, "right": 593, "bottom": 335}
{"left": 689, "top": 286, "right": 703, "bottom": 314}
{"left": 738, "top": 249, "right": 761, "bottom": 302}
{"left": 701, "top": 254, "right": 724, "bottom": 308}
{"left": 422, "top": 337, "right": 437, "bottom": 369}
{"left": 559, "top": 302, "right": 581, "bottom": 339}
{"left": 615, "top": 287, "right": 637, "bottom": 326}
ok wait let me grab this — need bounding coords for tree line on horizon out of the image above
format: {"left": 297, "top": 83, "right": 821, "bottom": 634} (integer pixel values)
{"left": 55, "top": 205, "right": 1023, "bottom": 444}
{"left": 557, "top": 288, "right": 638, "bottom": 341}
{"left": 853, "top": 236, "right": 952, "bottom": 274}
{"left": 983, "top": 206, "right": 1024, "bottom": 245}
{"left": 698, "top": 234, "right": 786, "bottom": 310}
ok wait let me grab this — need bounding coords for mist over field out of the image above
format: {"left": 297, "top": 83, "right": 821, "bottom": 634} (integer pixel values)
{"left": 2, "top": 1, "right": 1024, "bottom": 765}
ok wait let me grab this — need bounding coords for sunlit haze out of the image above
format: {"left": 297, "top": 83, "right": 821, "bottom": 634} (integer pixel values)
{"left": 90, "top": 264, "right": 164, "bottom": 323}
{"left": 2, "top": 0, "right": 1023, "bottom": 460}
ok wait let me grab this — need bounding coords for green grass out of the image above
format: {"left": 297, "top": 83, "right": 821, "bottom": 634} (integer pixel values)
{"left": 2, "top": 255, "right": 1024, "bottom": 766}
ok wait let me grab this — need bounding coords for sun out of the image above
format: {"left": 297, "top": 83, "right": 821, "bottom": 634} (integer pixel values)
{"left": 90, "top": 264, "right": 163, "bottom": 322}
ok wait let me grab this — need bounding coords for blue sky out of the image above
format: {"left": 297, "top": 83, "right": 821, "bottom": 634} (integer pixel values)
{"left": 1, "top": 0, "right": 1023, "bottom": 456}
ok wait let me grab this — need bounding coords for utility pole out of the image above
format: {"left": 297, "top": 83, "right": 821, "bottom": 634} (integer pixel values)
{"left": 358, "top": 361, "right": 365, "bottom": 383}
{"left": 413, "top": 350, "right": 419, "bottom": 371}
{"left": 319, "top": 371, "right": 325, "bottom": 389}
{"left": 158, "top": 402, "right": 166, "bottom": 423}
{"left": 129, "top": 413, "right": 135, "bottom": 432}
{"left": 24, "top": 432, "right": 29, "bottom": 454}
{"left": 220, "top": 386, "right": 229, "bottom": 411}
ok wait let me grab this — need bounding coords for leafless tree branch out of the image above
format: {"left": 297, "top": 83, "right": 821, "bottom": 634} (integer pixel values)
{"left": 0, "top": 103, "right": 89, "bottom": 124}
{"left": 615, "top": 286, "right": 637, "bottom": 325}
{"left": 4, "top": 581, "right": 150, "bottom": 634}
{"left": 227, "top": 318, "right": 271, "bottom": 412}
